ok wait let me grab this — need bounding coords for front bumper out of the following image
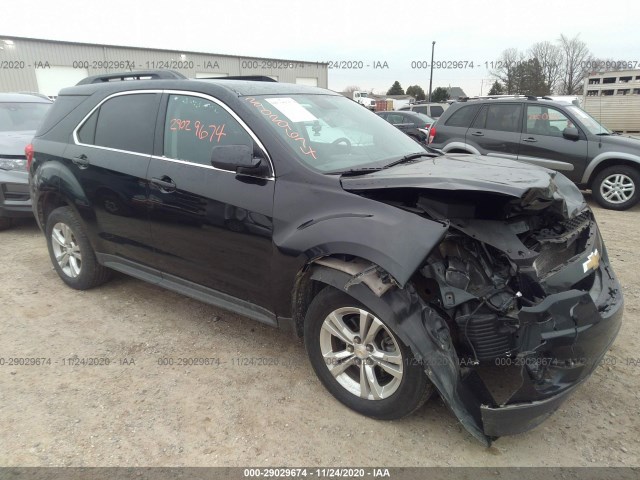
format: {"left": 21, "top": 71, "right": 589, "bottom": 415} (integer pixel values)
{"left": 478, "top": 219, "right": 623, "bottom": 437}
{"left": 0, "top": 170, "right": 32, "bottom": 218}
{"left": 480, "top": 284, "right": 623, "bottom": 436}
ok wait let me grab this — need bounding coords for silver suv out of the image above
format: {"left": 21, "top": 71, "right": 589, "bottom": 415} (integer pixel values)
{"left": 429, "top": 96, "right": 640, "bottom": 210}
{"left": 0, "top": 92, "right": 53, "bottom": 230}
{"left": 398, "top": 102, "right": 449, "bottom": 119}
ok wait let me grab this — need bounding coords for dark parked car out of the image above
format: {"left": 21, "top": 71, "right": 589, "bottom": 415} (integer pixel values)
{"left": 29, "top": 71, "right": 623, "bottom": 445}
{"left": 0, "top": 93, "right": 52, "bottom": 230}
{"left": 376, "top": 111, "right": 434, "bottom": 144}
{"left": 429, "top": 95, "right": 640, "bottom": 210}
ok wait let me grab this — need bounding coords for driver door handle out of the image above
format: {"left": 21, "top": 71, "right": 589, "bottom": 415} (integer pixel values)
{"left": 72, "top": 154, "right": 90, "bottom": 167}
{"left": 471, "top": 131, "right": 484, "bottom": 136}
{"left": 523, "top": 137, "right": 538, "bottom": 143}
{"left": 151, "top": 176, "right": 176, "bottom": 192}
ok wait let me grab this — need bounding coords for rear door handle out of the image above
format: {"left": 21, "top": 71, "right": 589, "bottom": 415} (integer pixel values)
{"left": 72, "top": 154, "right": 90, "bottom": 167}
{"left": 151, "top": 176, "right": 176, "bottom": 192}
{"left": 523, "top": 137, "right": 538, "bottom": 143}
{"left": 471, "top": 131, "right": 484, "bottom": 136}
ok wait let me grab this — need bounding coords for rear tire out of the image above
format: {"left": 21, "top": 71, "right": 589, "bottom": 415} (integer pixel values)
{"left": 45, "top": 206, "right": 111, "bottom": 290}
{"left": 304, "top": 286, "right": 435, "bottom": 420}
{"left": 592, "top": 165, "right": 640, "bottom": 211}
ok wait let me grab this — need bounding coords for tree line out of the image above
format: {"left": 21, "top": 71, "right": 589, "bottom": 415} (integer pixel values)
{"left": 351, "top": 33, "right": 620, "bottom": 100}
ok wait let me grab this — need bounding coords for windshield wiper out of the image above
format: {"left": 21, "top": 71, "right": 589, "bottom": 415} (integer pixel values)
{"left": 382, "top": 152, "right": 437, "bottom": 169}
{"left": 338, "top": 167, "right": 385, "bottom": 176}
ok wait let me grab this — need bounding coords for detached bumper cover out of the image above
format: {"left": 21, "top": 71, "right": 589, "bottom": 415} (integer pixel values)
{"left": 480, "top": 285, "right": 623, "bottom": 437}
{"left": 479, "top": 221, "right": 623, "bottom": 437}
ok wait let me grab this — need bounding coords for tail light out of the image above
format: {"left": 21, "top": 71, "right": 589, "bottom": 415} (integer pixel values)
{"left": 428, "top": 126, "right": 436, "bottom": 144}
{"left": 25, "top": 143, "right": 34, "bottom": 171}
{"left": 425, "top": 124, "right": 431, "bottom": 129}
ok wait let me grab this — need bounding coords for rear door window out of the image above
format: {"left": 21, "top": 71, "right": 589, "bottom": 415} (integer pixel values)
{"left": 79, "top": 93, "right": 161, "bottom": 154}
{"left": 484, "top": 104, "right": 522, "bottom": 133}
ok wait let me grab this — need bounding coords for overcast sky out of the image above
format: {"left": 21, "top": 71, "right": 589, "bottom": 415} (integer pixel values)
{"left": 2, "top": 0, "right": 639, "bottom": 96}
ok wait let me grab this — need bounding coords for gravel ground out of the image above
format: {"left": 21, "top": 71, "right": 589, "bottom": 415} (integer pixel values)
{"left": 1, "top": 196, "right": 639, "bottom": 467}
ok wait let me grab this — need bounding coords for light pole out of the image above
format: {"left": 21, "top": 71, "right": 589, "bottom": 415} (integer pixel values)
{"left": 428, "top": 41, "right": 436, "bottom": 102}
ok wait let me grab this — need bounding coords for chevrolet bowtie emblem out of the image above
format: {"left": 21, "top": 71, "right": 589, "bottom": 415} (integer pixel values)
{"left": 582, "top": 249, "right": 601, "bottom": 273}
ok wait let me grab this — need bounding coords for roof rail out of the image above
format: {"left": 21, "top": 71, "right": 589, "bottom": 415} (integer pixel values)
{"left": 198, "top": 75, "right": 277, "bottom": 82}
{"left": 76, "top": 70, "right": 187, "bottom": 85}
{"left": 458, "top": 94, "right": 543, "bottom": 102}
{"left": 17, "top": 91, "right": 53, "bottom": 101}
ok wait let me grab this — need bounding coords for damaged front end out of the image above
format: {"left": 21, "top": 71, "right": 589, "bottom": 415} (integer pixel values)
{"left": 342, "top": 165, "right": 623, "bottom": 444}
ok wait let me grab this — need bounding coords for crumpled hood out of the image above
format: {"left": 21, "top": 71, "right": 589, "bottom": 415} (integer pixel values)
{"left": 341, "top": 154, "right": 586, "bottom": 218}
{"left": 0, "top": 131, "right": 35, "bottom": 156}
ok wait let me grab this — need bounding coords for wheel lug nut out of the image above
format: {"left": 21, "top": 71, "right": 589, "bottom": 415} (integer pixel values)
{"left": 347, "top": 345, "right": 354, "bottom": 352}
{"left": 353, "top": 336, "right": 361, "bottom": 344}
{"left": 366, "top": 344, "right": 373, "bottom": 352}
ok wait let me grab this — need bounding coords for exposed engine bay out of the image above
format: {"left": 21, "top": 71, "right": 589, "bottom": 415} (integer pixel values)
{"left": 329, "top": 183, "right": 623, "bottom": 444}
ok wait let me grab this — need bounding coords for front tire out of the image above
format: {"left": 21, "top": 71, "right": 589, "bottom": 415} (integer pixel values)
{"left": 592, "top": 165, "right": 640, "bottom": 210}
{"left": 45, "top": 206, "right": 111, "bottom": 290}
{"left": 304, "top": 287, "right": 435, "bottom": 420}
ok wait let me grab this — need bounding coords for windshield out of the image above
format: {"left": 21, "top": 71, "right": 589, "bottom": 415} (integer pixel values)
{"left": 567, "top": 105, "right": 611, "bottom": 135}
{"left": 244, "top": 94, "right": 427, "bottom": 173}
{"left": 0, "top": 102, "right": 51, "bottom": 132}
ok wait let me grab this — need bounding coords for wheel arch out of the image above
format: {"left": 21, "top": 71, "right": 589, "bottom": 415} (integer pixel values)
{"left": 582, "top": 153, "right": 640, "bottom": 187}
{"left": 296, "top": 262, "right": 491, "bottom": 446}
{"left": 586, "top": 158, "right": 640, "bottom": 188}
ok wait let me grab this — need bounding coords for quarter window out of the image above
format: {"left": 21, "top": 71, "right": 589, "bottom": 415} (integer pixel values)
{"left": 88, "top": 93, "right": 159, "bottom": 154}
{"left": 446, "top": 104, "right": 481, "bottom": 127}
{"left": 163, "top": 94, "right": 253, "bottom": 166}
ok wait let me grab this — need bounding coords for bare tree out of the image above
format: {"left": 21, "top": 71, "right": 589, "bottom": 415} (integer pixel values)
{"left": 529, "top": 41, "right": 563, "bottom": 93}
{"left": 490, "top": 48, "right": 525, "bottom": 94}
{"left": 558, "top": 34, "right": 592, "bottom": 94}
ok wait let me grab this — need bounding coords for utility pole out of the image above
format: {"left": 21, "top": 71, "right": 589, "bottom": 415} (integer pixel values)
{"left": 428, "top": 41, "right": 436, "bottom": 102}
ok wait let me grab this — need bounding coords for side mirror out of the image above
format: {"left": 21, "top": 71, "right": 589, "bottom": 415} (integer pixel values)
{"left": 563, "top": 127, "right": 580, "bottom": 141}
{"left": 210, "top": 145, "right": 269, "bottom": 176}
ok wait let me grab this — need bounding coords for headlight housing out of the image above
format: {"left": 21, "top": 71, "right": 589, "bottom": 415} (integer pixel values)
{"left": 0, "top": 157, "right": 27, "bottom": 171}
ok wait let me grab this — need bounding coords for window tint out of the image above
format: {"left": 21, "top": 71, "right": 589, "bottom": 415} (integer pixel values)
{"left": 484, "top": 104, "right": 522, "bottom": 133}
{"left": 164, "top": 94, "right": 253, "bottom": 166}
{"left": 93, "top": 94, "right": 159, "bottom": 154}
{"left": 430, "top": 106, "right": 445, "bottom": 117}
{"left": 526, "top": 106, "right": 572, "bottom": 137}
{"left": 445, "top": 104, "right": 481, "bottom": 127}
{"left": 387, "top": 114, "right": 404, "bottom": 124}
{"left": 471, "top": 106, "right": 488, "bottom": 129}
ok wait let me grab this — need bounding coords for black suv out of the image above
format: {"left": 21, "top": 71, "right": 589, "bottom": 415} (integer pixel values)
{"left": 429, "top": 96, "right": 640, "bottom": 210}
{"left": 29, "top": 71, "right": 623, "bottom": 445}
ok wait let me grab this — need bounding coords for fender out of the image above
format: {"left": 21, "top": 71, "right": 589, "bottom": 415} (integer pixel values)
{"left": 309, "top": 265, "right": 492, "bottom": 445}
{"left": 580, "top": 151, "right": 640, "bottom": 184}
{"left": 273, "top": 181, "right": 449, "bottom": 288}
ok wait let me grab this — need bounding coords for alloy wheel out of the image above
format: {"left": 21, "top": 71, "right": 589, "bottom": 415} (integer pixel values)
{"left": 319, "top": 307, "right": 404, "bottom": 400}
{"left": 50, "top": 222, "right": 82, "bottom": 278}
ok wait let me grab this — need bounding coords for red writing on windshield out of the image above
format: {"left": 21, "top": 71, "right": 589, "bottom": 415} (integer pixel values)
{"left": 170, "top": 118, "right": 226, "bottom": 143}
{"left": 244, "top": 97, "right": 317, "bottom": 160}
